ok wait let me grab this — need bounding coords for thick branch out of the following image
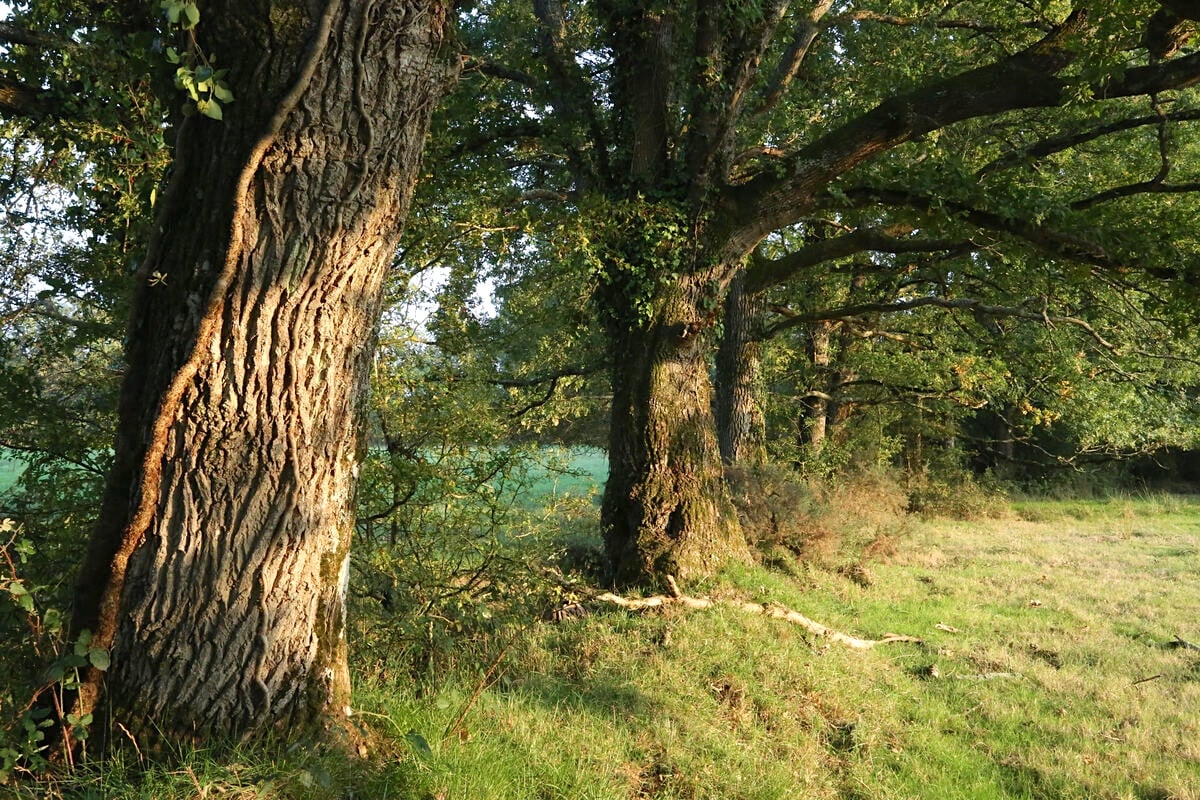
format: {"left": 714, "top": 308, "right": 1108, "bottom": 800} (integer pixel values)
{"left": 753, "top": 1, "right": 834, "bottom": 117}
{"left": 762, "top": 295, "right": 1119, "bottom": 352}
{"left": 730, "top": 11, "right": 1092, "bottom": 246}
{"left": 0, "top": 74, "right": 54, "bottom": 119}
{"left": 727, "top": 13, "right": 1200, "bottom": 255}
{"left": 0, "top": 21, "right": 73, "bottom": 50}
{"left": 744, "top": 226, "right": 972, "bottom": 293}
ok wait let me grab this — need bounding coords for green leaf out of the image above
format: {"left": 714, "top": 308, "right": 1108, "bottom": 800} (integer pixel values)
{"left": 161, "top": 0, "right": 184, "bottom": 25}
{"left": 182, "top": 2, "right": 200, "bottom": 30}
{"left": 404, "top": 730, "right": 433, "bottom": 761}
{"left": 198, "top": 100, "right": 223, "bottom": 120}
{"left": 88, "top": 648, "right": 110, "bottom": 671}
{"left": 212, "top": 82, "right": 235, "bottom": 103}
{"left": 165, "top": 47, "right": 180, "bottom": 65}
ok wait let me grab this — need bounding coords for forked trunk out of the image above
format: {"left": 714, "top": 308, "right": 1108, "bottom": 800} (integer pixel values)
{"left": 601, "top": 281, "right": 748, "bottom": 586}
{"left": 68, "top": 1, "right": 455, "bottom": 744}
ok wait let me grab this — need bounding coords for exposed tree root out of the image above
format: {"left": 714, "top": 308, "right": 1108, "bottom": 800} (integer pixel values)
{"left": 595, "top": 575, "right": 923, "bottom": 650}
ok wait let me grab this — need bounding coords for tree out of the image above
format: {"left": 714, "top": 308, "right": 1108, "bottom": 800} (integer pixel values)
{"left": 461, "top": 0, "right": 1200, "bottom": 584}
{"left": 11, "top": 0, "right": 460, "bottom": 748}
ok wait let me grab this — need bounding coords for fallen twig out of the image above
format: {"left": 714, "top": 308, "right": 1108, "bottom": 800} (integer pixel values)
{"left": 596, "top": 575, "right": 923, "bottom": 650}
{"left": 1132, "top": 674, "right": 1163, "bottom": 686}
{"left": 443, "top": 638, "right": 514, "bottom": 742}
{"left": 950, "top": 672, "right": 1022, "bottom": 681}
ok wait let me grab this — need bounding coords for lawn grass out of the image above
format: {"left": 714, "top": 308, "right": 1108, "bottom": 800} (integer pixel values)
{"left": 12, "top": 495, "right": 1200, "bottom": 799}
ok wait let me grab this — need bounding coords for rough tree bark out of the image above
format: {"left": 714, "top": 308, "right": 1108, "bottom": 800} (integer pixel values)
{"left": 715, "top": 271, "right": 766, "bottom": 467}
{"left": 601, "top": 277, "right": 749, "bottom": 586}
{"left": 800, "top": 319, "right": 834, "bottom": 453}
{"left": 67, "top": 0, "right": 457, "bottom": 745}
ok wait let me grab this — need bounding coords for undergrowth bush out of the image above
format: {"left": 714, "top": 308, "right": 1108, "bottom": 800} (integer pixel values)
{"left": 905, "top": 464, "right": 1009, "bottom": 519}
{"left": 726, "top": 463, "right": 913, "bottom": 571}
{"left": 350, "top": 322, "right": 601, "bottom": 684}
{"left": 350, "top": 444, "right": 596, "bottom": 682}
{"left": 1, "top": 518, "right": 110, "bottom": 784}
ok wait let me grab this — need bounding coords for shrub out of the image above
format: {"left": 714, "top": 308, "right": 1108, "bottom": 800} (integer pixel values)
{"left": 725, "top": 463, "right": 911, "bottom": 570}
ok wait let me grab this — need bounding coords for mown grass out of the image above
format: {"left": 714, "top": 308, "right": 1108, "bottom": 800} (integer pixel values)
{"left": 12, "top": 495, "right": 1200, "bottom": 799}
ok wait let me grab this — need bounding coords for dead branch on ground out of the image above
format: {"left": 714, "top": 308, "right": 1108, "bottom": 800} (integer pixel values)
{"left": 595, "top": 576, "right": 923, "bottom": 650}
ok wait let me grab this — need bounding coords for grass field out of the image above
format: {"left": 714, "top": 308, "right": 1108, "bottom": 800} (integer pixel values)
{"left": 27, "top": 493, "right": 1198, "bottom": 799}
{"left": 0, "top": 452, "right": 23, "bottom": 494}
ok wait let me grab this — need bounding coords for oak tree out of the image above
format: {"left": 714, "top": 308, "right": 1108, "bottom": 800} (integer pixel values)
{"left": 2, "top": 0, "right": 459, "bottom": 748}
{"left": 461, "top": 0, "right": 1200, "bottom": 584}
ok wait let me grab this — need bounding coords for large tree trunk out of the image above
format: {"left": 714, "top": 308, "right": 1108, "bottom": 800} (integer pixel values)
{"left": 601, "top": 279, "right": 748, "bottom": 587}
{"left": 68, "top": 0, "right": 455, "bottom": 745}
{"left": 715, "top": 271, "right": 766, "bottom": 466}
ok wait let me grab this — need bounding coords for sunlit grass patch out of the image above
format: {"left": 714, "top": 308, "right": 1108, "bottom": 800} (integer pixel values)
{"left": 9, "top": 495, "right": 1200, "bottom": 798}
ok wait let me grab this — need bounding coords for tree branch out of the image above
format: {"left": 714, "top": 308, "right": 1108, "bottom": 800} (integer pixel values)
{"left": 744, "top": 225, "right": 972, "bottom": 293}
{"left": 706, "top": 0, "right": 791, "bottom": 180}
{"left": 0, "top": 21, "right": 73, "bottom": 50}
{"left": 1072, "top": 180, "right": 1200, "bottom": 210}
{"left": 978, "top": 107, "right": 1200, "bottom": 176}
{"left": 493, "top": 365, "right": 601, "bottom": 388}
{"left": 832, "top": 10, "right": 1049, "bottom": 34}
{"left": 837, "top": 186, "right": 1124, "bottom": 273}
{"left": 752, "top": 1, "right": 835, "bottom": 117}
{"left": 0, "top": 74, "right": 54, "bottom": 119}
{"left": 729, "top": 11, "right": 1092, "bottom": 246}
{"left": 462, "top": 55, "right": 538, "bottom": 87}
{"left": 532, "top": 0, "right": 610, "bottom": 187}
{"left": 726, "top": 11, "right": 1200, "bottom": 254}
{"left": 761, "top": 294, "right": 1119, "bottom": 352}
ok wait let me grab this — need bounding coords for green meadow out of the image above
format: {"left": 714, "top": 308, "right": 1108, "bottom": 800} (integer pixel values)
{"left": 18, "top": 491, "right": 1198, "bottom": 800}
